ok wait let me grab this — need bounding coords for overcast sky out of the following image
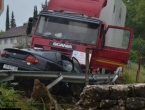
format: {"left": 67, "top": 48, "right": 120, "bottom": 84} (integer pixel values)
{"left": 0, "top": 0, "right": 46, "bottom": 31}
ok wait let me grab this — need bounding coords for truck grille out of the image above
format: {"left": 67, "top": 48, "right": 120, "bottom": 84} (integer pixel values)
{"left": 51, "top": 47, "right": 73, "bottom": 57}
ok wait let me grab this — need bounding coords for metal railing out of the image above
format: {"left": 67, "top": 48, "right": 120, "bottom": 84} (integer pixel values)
{"left": 0, "top": 69, "right": 120, "bottom": 84}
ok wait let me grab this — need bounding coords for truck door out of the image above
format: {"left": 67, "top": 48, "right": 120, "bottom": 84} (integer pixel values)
{"left": 95, "top": 25, "right": 133, "bottom": 71}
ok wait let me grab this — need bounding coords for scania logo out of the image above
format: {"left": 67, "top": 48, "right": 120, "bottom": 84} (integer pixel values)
{"left": 53, "top": 42, "right": 72, "bottom": 49}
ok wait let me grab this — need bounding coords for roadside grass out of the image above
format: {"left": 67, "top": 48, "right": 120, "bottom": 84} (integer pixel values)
{"left": 0, "top": 83, "right": 41, "bottom": 110}
{"left": 0, "top": 83, "right": 71, "bottom": 110}
{"left": 118, "top": 63, "right": 145, "bottom": 84}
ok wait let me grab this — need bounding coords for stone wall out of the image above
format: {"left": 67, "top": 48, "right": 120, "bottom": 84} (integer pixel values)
{"left": 71, "top": 84, "right": 145, "bottom": 110}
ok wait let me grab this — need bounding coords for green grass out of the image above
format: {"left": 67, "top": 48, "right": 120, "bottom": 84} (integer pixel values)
{"left": 117, "top": 63, "right": 145, "bottom": 84}
{"left": 0, "top": 83, "right": 72, "bottom": 110}
{"left": 0, "top": 83, "right": 40, "bottom": 110}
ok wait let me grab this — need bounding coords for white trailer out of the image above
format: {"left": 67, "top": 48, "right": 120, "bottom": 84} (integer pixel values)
{"left": 100, "top": 0, "right": 128, "bottom": 50}
{"left": 100, "top": 0, "right": 126, "bottom": 27}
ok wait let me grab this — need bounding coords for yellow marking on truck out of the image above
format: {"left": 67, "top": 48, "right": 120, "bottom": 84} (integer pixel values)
{"left": 96, "top": 59, "right": 127, "bottom": 67}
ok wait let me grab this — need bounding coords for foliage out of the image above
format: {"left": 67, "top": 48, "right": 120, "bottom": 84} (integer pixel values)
{"left": 0, "top": 30, "right": 4, "bottom": 35}
{"left": 13, "top": 36, "right": 31, "bottom": 49}
{"left": 122, "top": 0, "right": 145, "bottom": 39}
{"left": 6, "top": 5, "right": 10, "bottom": 31}
{"left": 132, "top": 0, "right": 145, "bottom": 39}
{"left": 0, "top": 83, "right": 16, "bottom": 108}
{"left": 10, "top": 11, "right": 16, "bottom": 28}
{"left": 23, "top": 22, "right": 28, "bottom": 26}
{"left": 0, "top": 82, "right": 42, "bottom": 109}
{"left": 129, "top": 38, "right": 145, "bottom": 63}
{"left": 131, "top": 38, "right": 145, "bottom": 57}
{"left": 129, "top": 50, "right": 138, "bottom": 63}
{"left": 42, "top": 0, "right": 48, "bottom": 10}
{"left": 33, "top": 6, "right": 38, "bottom": 26}
{"left": 45, "top": 0, "right": 48, "bottom": 6}
{"left": 117, "top": 63, "right": 145, "bottom": 84}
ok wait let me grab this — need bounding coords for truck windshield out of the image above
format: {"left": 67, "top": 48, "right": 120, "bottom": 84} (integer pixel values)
{"left": 35, "top": 16, "right": 99, "bottom": 45}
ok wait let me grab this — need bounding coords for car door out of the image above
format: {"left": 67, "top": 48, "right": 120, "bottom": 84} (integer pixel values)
{"left": 95, "top": 25, "right": 133, "bottom": 71}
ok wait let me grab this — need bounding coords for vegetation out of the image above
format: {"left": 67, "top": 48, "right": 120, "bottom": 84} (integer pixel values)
{"left": 6, "top": 5, "right": 10, "bottom": 31}
{"left": 42, "top": 0, "right": 48, "bottom": 10}
{"left": 33, "top": 6, "right": 38, "bottom": 26}
{"left": 10, "top": 11, "right": 16, "bottom": 28}
{"left": 13, "top": 35, "right": 31, "bottom": 49}
{"left": 122, "top": 0, "right": 145, "bottom": 62}
{"left": 0, "top": 82, "right": 74, "bottom": 110}
{"left": 5, "top": 6, "right": 17, "bottom": 30}
{"left": 117, "top": 63, "right": 145, "bottom": 84}
{"left": 0, "top": 83, "right": 40, "bottom": 109}
{"left": 0, "top": 30, "right": 4, "bottom": 35}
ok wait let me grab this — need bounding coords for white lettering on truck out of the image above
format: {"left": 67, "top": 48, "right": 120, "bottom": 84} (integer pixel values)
{"left": 53, "top": 42, "right": 72, "bottom": 49}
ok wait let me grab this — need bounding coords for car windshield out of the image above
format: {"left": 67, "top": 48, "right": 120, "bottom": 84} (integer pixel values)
{"left": 35, "top": 16, "right": 99, "bottom": 45}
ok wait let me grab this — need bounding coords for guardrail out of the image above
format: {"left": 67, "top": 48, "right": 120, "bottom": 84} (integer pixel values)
{"left": 0, "top": 69, "right": 120, "bottom": 84}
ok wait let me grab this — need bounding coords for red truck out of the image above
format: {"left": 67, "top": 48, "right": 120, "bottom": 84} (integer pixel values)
{"left": 27, "top": 0, "right": 133, "bottom": 74}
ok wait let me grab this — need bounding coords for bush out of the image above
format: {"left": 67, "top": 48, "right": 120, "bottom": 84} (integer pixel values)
{"left": 131, "top": 38, "right": 145, "bottom": 56}
{"left": 129, "top": 50, "right": 138, "bottom": 63}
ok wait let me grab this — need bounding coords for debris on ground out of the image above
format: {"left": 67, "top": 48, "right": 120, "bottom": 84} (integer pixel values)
{"left": 31, "top": 79, "right": 58, "bottom": 110}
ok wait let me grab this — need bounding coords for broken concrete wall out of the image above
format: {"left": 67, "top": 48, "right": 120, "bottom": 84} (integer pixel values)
{"left": 71, "top": 84, "right": 145, "bottom": 110}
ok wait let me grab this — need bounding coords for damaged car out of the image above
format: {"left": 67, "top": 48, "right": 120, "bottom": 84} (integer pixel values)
{"left": 0, "top": 48, "right": 83, "bottom": 95}
{"left": 0, "top": 48, "right": 82, "bottom": 73}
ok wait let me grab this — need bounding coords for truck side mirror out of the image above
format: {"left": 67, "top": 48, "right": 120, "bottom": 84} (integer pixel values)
{"left": 26, "top": 17, "right": 33, "bottom": 35}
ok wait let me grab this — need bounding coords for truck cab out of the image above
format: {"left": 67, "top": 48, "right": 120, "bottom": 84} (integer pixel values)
{"left": 29, "top": 0, "right": 133, "bottom": 73}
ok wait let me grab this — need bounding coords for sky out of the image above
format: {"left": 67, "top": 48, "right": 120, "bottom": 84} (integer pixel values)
{"left": 0, "top": 0, "right": 46, "bottom": 31}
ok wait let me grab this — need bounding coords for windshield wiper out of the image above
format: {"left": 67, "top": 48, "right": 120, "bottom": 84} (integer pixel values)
{"left": 77, "top": 41, "right": 88, "bottom": 46}
{"left": 35, "top": 33, "right": 54, "bottom": 40}
{"left": 42, "top": 34, "right": 64, "bottom": 41}
{"left": 42, "top": 35, "right": 54, "bottom": 40}
{"left": 42, "top": 34, "right": 62, "bottom": 41}
{"left": 62, "top": 39, "right": 80, "bottom": 44}
{"left": 61, "top": 38, "right": 88, "bottom": 45}
{"left": 47, "top": 38, "right": 80, "bottom": 44}
{"left": 35, "top": 33, "right": 43, "bottom": 36}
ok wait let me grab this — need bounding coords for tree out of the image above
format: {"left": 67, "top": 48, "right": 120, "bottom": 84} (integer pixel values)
{"left": 122, "top": 0, "right": 145, "bottom": 39}
{"left": 131, "top": 38, "right": 145, "bottom": 56}
{"left": 10, "top": 11, "right": 16, "bottom": 28}
{"left": 6, "top": 5, "right": 10, "bottom": 31}
{"left": 13, "top": 35, "right": 31, "bottom": 49}
{"left": 13, "top": 27, "right": 32, "bottom": 49}
{"left": 42, "top": 0, "right": 48, "bottom": 10}
{"left": 45, "top": 0, "right": 48, "bottom": 7}
{"left": 34, "top": 6, "right": 38, "bottom": 18}
{"left": 33, "top": 6, "right": 38, "bottom": 26}
{"left": 122, "top": 0, "right": 145, "bottom": 83}
{"left": 129, "top": 50, "right": 138, "bottom": 63}
{"left": 0, "top": 30, "right": 4, "bottom": 35}
{"left": 132, "top": 0, "right": 145, "bottom": 39}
